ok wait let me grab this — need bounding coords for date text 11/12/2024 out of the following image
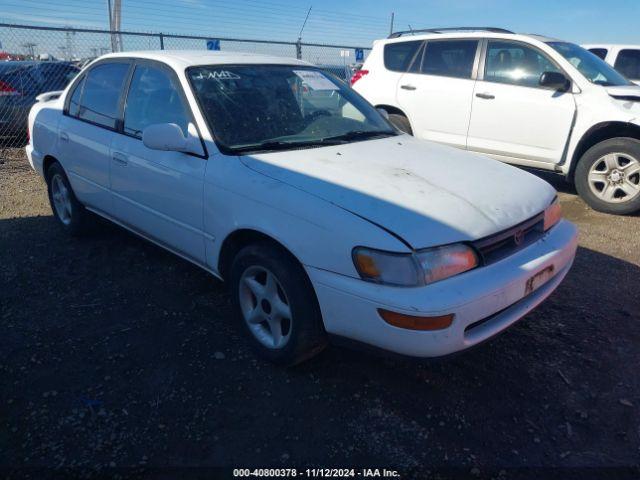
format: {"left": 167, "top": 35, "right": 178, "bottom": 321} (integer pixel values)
{"left": 233, "top": 468, "right": 401, "bottom": 477}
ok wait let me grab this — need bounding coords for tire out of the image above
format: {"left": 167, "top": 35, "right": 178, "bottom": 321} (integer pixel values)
{"left": 230, "top": 241, "right": 327, "bottom": 366}
{"left": 574, "top": 137, "right": 640, "bottom": 215}
{"left": 388, "top": 113, "right": 413, "bottom": 135}
{"left": 46, "top": 162, "right": 91, "bottom": 235}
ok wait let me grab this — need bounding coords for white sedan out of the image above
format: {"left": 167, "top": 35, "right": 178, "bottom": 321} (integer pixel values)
{"left": 26, "top": 51, "right": 578, "bottom": 365}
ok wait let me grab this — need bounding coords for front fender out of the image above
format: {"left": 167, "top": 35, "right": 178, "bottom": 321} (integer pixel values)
{"left": 203, "top": 155, "right": 410, "bottom": 278}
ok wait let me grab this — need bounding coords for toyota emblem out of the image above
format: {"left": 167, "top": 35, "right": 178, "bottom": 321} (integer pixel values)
{"left": 514, "top": 229, "right": 525, "bottom": 246}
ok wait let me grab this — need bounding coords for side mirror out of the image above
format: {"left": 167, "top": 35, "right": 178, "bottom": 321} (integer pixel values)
{"left": 377, "top": 108, "right": 389, "bottom": 120}
{"left": 539, "top": 71, "right": 570, "bottom": 91}
{"left": 142, "top": 123, "right": 203, "bottom": 155}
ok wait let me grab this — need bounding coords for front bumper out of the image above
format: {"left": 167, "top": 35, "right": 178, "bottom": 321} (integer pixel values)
{"left": 307, "top": 219, "right": 578, "bottom": 357}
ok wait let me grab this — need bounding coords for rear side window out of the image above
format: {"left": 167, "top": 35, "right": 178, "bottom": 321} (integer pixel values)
{"left": 615, "top": 49, "right": 640, "bottom": 80}
{"left": 78, "top": 62, "right": 130, "bottom": 129}
{"left": 124, "top": 65, "right": 191, "bottom": 138}
{"left": 589, "top": 48, "right": 608, "bottom": 60}
{"left": 384, "top": 41, "right": 422, "bottom": 72}
{"left": 68, "top": 77, "right": 85, "bottom": 117}
{"left": 421, "top": 40, "right": 478, "bottom": 79}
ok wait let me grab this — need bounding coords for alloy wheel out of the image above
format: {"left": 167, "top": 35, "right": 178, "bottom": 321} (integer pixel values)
{"left": 238, "top": 265, "right": 293, "bottom": 349}
{"left": 588, "top": 153, "right": 640, "bottom": 203}
{"left": 51, "top": 174, "right": 73, "bottom": 225}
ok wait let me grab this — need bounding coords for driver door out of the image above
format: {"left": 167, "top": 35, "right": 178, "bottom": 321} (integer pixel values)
{"left": 467, "top": 40, "right": 576, "bottom": 165}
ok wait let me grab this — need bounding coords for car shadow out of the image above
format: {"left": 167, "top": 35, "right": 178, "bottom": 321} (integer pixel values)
{"left": 2, "top": 213, "right": 639, "bottom": 471}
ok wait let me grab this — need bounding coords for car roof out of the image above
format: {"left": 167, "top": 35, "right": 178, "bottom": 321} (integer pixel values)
{"left": 98, "top": 50, "right": 312, "bottom": 69}
{"left": 380, "top": 31, "right": 561, "bottom": 44}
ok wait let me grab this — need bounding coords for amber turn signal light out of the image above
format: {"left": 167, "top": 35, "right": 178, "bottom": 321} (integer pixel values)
{"left": 378, "top": 309, "right": 454, "bottom": 331}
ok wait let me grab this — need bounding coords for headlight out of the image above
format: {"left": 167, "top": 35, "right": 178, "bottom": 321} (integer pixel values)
{"left": 415, "top": 244, "right": 479, "bottom": 285}
{"left": 353, "top": 243, "right": 479, "bottom": 287}
{"left": 352, "top": 247, "right": 421, "bottom": 286}
{"left": 543, "top": 197, "right": 562, "bottom": 231}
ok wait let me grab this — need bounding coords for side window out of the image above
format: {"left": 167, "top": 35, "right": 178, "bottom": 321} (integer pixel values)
{"left": 384, "top": 41, "right": 423, "bottom": 72}
{"left": 614, "top": 49, "right": 640, "bottom": 80}
{"left": 421, "top": 40, "right": 479, "bottom": 79}
{"left": 124, "top": 65, "right": 191, "bottom": 138}
{"left": 589, "top": 48, "right": 608, "bottom": 60}
{"left": 484, "top": 40, "right": 562, "bottom": 88}
{"left": 79, "top": 62, "right": 130, "bottom": 129}
{"left": 68, "top": 77, "right": 85, "bottom": 118}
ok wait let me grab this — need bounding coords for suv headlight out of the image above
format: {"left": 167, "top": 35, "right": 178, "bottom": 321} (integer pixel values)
{"left": 353, "top": 244, "right": 479, "bottom": 287}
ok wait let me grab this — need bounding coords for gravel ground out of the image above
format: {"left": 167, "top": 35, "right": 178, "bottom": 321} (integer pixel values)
{"left": 1, "top": 148, "right": 639, "bottom": 479}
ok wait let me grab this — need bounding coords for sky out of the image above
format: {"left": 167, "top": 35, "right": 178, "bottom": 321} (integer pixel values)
{"left": 1, "top": 0, "right": 639, "bottom": 58}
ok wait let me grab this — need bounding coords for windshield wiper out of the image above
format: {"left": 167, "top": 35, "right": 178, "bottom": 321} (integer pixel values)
{"left": 321, "top": 130, "right": 397, "bottom": 142}
{"left": 232, "top": 138, "right": 342, "bottom": 153}
{"left": 232, "top": 130, "right": 397, "bottom": 153}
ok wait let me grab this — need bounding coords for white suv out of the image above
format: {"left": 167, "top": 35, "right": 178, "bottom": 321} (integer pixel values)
{"left": 583, "top": 44, "right": 640, "bottom": 85}
{"left": 353, "top": 28, "right": 640, "bottom": 214}
{"left": 26, "top": 51, "right": 577, "bottom": 364}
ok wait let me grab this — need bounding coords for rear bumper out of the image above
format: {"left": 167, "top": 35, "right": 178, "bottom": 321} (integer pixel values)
{"left": 25, "top": 144, "right": 45, "bottom": 177}
{"left": 307, "top": 219, "right": 578, "bottom": 358}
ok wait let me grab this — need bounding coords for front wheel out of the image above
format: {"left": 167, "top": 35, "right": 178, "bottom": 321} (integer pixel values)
{"left": 229, "top": 242, "right": 327, "bottom": 366}
{"left": 575, "top": 138, "right": 640, "bottom": 215}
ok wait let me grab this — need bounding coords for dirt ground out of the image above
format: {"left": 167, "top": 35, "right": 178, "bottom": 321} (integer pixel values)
{"left": 1, "top": 148, "right": 639, "bottom": 479}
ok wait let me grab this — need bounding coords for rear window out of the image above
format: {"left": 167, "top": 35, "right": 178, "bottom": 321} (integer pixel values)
{"left": 615, "top": 49, "right": 640, "bottom": 80}
{"left": 78, "top": 62, "right": 129, "bottom": 129}
{"left": 588, "top": 48, "right": 608, "bottom": 60}
{"left": 384, "top": 41, "right": 422, "bottom": 72}
{"left": 421, "top": 40, "right": 478, "bottom": 79}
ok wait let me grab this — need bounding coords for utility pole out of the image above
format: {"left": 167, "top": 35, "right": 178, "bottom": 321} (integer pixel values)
{"left": 107, "top": 0, "right": 123, "bottom": 52}
{"left": 389, "top": 12, "right": 394, "bottom": 36}
{"left": 22, "top": 42, "right": 37, "bottom": 59}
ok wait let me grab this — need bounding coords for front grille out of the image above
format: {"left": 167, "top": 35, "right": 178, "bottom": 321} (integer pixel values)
{"left": 472, "top": 212, "right": 545, "bottom": 266}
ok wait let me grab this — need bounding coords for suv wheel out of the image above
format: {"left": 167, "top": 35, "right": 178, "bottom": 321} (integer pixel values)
{"left": 575, "top": 138, "right": 640, "bottom": 214}
{"left": 46, "top": 162, "right": 91, "bottom": 235}
{"left": 388, "top": 113, "right": 413, "bottom": 135}
{"left": 230, "top": 241, "right": 327, "bottom": 365}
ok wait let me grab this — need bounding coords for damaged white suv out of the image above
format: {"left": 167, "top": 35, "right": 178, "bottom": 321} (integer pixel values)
{"left": 27, "top": 51, "right": 577, "bottom": 365}
{"left": 354, "top": 28, "right": 640, "bottom": 214}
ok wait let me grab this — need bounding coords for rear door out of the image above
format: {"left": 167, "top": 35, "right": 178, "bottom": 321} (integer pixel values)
{"left": 110, "top": 60, "right": 207, "bottom": 264}
{"left": 396, "top": 39, "right": 479, "bottom": 148}
{"left": 356, "top": 40, "right": 422, "bottom": 110}
{"left": 466, "top": 39, "right": 576, "bottom": 165}
{"left": 57, "top": 60, "right": 131, "bottom": 213}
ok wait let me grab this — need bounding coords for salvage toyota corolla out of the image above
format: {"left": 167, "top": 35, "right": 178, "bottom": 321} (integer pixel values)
{"left": 26, "top": 51, "right": 578, "bottom": 365}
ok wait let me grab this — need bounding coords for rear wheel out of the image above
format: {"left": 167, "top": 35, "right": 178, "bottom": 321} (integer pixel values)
{"left": 388, "top": 113, "right": 413, "bottom": 135}
{"left": 230, "top": 241, "right": 327, "bottom": 366}
{"left": 575, "top": 138, "right": 640, "bottom": 214}
{"left": 46, "top": 162, "right": 91, "bottom": 235}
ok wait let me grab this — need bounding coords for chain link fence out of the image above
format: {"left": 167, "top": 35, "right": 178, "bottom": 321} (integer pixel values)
{"left": 0, "top": 23, "right": 370, "bottom": 150}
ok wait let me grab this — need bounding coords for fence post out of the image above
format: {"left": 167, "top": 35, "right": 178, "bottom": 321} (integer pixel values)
{"left": 296, "top": 38, "right": 302, "bottom": 60}
{"left": 159, "top": 32, "right": 164, "bottom": 50}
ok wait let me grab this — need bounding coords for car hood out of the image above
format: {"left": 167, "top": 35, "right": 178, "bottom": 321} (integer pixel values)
{"left": 240, "top": 135, "right": 556, "bottom": 248}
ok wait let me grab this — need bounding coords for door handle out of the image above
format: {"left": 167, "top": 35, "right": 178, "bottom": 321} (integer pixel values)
{"left": 400, "top": 84, "right": 417, "bottom": 91}
{"left": 112, "top": 152, "right": 128, "bottom": 166}
{"left": 475, "top": 92, "right": 495, "bottom": 99}
{"left": 59, "top": 131, "right": 69, "bottom": 142}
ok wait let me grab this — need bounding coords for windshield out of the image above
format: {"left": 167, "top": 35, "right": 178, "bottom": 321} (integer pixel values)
{"left": 548, "top": 42, "right": 631, "bottom": 87}
{"left": 187, "top": 65, "right": 396, "bottom": 153}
